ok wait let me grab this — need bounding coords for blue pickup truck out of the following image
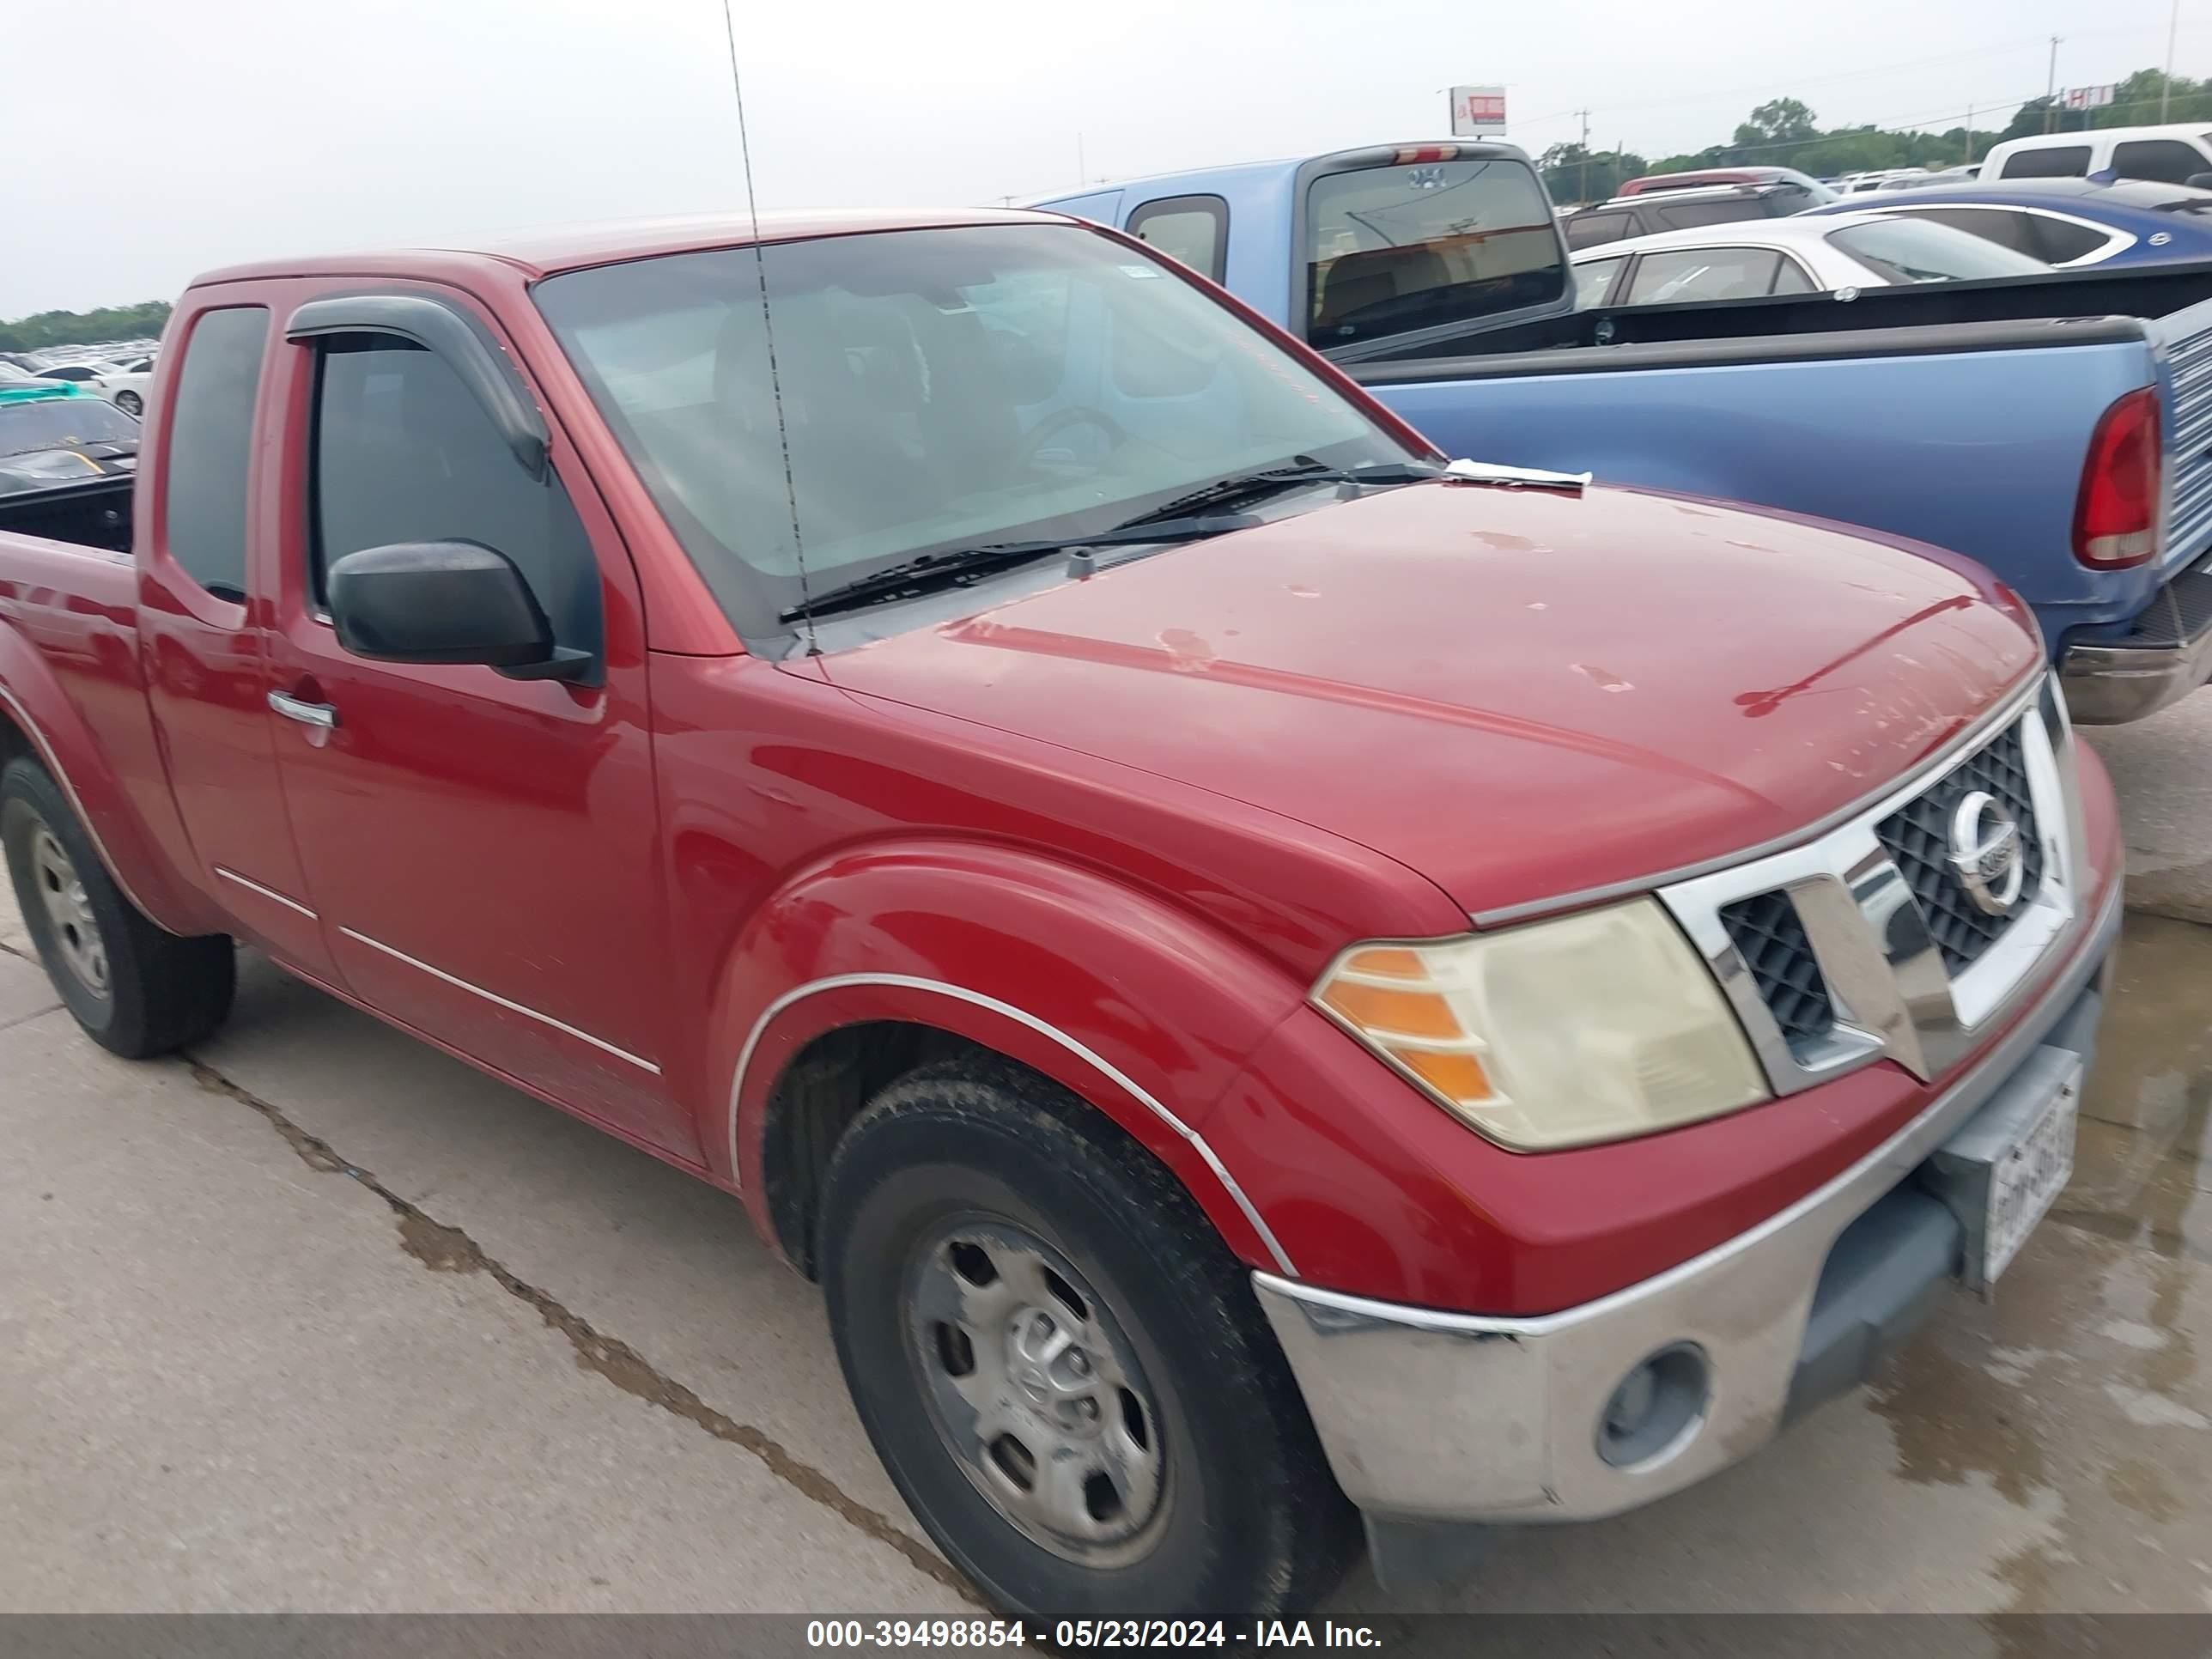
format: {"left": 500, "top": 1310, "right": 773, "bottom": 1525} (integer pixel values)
{"left": 1033, "top": 141, "right": 2212, "bottom": 722}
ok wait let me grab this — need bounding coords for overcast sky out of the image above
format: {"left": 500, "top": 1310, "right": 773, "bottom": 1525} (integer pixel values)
{"left": 4, "top": 0, "right": 2203, "bottom": 318}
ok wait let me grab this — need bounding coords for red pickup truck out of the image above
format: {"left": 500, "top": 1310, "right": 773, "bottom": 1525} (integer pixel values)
{"left": 0, "top": 209, "right": 2121, "bottom": 1620}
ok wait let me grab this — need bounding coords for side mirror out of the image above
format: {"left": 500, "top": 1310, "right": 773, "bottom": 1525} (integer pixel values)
{"left": 326, "top": 540, "right": 591, "bottom": 683}
{"left": 2188, "top": 173, "right": 2212, "bottom": 191}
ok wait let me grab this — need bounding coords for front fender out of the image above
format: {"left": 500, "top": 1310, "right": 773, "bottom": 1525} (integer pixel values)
{"left": 712, "top": 838, "right": 1311, "bottom": 1273}
{"left": 0, "top": 616, "right": 211, "bottom": 935}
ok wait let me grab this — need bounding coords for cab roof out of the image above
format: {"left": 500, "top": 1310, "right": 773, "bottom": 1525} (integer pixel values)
{"left": 191, "top": 206, "right": 1071, "bottom": 288}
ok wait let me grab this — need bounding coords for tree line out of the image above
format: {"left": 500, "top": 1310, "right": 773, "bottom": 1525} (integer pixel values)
{"left": 0, "top": 301, "right": 171, "bottom": 354}
{"left": 1538, "top": 66, "right": 2212, "bottom": 205}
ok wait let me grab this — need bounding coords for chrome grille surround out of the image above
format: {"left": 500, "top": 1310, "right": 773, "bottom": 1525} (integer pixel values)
{"left": 1659, "top": 673, "right": 2088, "bottom": 1097}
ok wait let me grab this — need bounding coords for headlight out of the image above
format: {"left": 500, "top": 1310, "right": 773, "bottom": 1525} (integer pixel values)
{"left": 1312, "top": 898, "right": 1769, "bottom": 1151}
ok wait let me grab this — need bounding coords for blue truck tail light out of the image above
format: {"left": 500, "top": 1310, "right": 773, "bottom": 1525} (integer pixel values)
{"left": 2073, "top": 386, "right": 2162, "bottom": 568}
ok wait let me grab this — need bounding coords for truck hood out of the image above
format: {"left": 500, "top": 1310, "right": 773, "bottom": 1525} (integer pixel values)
{"left": 822, "top": 481, "right": 2040, "bottom": 921}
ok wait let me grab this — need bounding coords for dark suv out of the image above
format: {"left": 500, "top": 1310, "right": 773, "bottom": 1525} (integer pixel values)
{"left": 1561, "top": 182, "right": 1815, "bottom": 252}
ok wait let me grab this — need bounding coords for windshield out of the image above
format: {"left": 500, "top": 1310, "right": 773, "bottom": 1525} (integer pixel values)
{"left": 1824, "top": 218, "right": 2050, "bottom": 283}
{"left": 1304, "top": 157, "right": 1565, "bottom": 347}
{"left": 537, "top": 223, "right": 1404, "bottom": 640}
{"left": 0, "top": 396, "right": 140, "bottom": 456}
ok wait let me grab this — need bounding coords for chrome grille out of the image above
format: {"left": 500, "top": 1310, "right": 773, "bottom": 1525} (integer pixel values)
{"left": 2166, "top": 319, "right": 2212, "bottom": 566}
{"left": 1658, "top": 678, "right": 2083, "bottom": 1097}
{"left": 1873, "top": 721, "right": 2044, "bottom": 975}
{"left": 1717, "top": 891, "right": 1835, "bottom": 1057}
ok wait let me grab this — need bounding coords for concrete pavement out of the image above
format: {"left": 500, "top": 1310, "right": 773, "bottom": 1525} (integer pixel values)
{"left": 1, "top": 725, "right": 2209, "bottom": 1612}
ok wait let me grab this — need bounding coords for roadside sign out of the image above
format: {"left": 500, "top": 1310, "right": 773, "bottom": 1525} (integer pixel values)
{"left": 2063, "top": 83, "right": 2117, "bottom": 111}
{"left": 1449, "top": 86, "right": 1507, "bottom": 136}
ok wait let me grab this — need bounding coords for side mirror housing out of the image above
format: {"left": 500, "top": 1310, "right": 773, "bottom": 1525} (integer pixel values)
{"left": 2187, "top": 173, "right": 2212, "bottom": 191}
{"left": 326, "top": 540, "right": 590, "bottom": 682}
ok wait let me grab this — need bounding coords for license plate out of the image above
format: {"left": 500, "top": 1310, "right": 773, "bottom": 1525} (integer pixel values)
{"left": 1981, "top": 1063, "right": 2079, "bottom": 1285}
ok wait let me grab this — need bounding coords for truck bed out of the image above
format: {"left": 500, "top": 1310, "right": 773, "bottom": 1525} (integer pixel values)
{"left": 1334, "top": 258, "right": 2212, "bottom": 367}
{"left": 1346, "top": 261, "right": 2212, "bottom": 661}
{"left": 0, "top": 475, "right": 136, "bottom": 558}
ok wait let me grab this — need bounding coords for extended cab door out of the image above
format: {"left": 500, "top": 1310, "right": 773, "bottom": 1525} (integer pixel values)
{"left": 258, "top": 286, "right": 687, "bottom": 1158}
{"left": 139, "top": 297, "right": 333, "bottom": 973}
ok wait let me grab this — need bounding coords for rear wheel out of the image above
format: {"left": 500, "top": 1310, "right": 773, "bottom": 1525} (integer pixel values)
{"left": 819, "top": 1056, "right": 1357, "bottom": 1620}
{"left": 2, "top": 757, "right": 234, "bottom": 1056}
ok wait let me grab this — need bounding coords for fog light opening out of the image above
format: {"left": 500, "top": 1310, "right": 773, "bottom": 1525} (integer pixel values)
{"left": 1596, "top": 1343, "right": 1710, "bottom": 1470}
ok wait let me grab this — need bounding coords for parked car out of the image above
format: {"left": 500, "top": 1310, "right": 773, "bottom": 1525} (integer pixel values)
{"left": 88, "top": 354, "right": 155, "bottom": 416}
{"left": 1835, "top": 168, "right": 1932, "bottom": 194}
{"left": 1033, "top": 140, "right": 2212, "bottom": 722}
{"left": 1616, "top": 165, "right": 1839, "bottom": 204}
{"left": 30, "top": 362, "right": 121, "bottom": 387}
{"left": 1563, "top": 181, "right": 1820, "bottom": 251}
{"left": 1982, "top": 123, "right": 2212, "bottom": 185}
{"left": 1804, "top": 178, "right": 2212, "bottom": 268}
{"left": 0, "top": 204, "right": 2121, "bottom": 1620}
{"left": 1571, "top": 211, "right": 2049, "bottom": 307}
{"left": 0, "top": 383, "right": 141, "bottom": 497}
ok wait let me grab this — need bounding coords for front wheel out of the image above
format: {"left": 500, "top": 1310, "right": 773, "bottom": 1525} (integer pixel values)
{"left": 2, "top": 757, "right": 234, "bottom": 1056}
{"left": 113, "top": 390, "right": 143, "bottom": 416}
{"left": 819, "top": 1057, "right": 1357, "bottom": 1621}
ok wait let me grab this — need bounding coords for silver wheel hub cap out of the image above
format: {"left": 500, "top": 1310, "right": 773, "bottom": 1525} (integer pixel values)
{"left": 906, "top": 1222, "right": 1167, "bottom": 1565}
{"left": 31, "top": 826, "right": 107, "bottom": 998}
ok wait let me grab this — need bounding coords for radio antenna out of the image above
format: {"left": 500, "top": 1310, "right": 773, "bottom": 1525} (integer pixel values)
{"left": 719, "top": 0, "right": 818, "bottom": 653}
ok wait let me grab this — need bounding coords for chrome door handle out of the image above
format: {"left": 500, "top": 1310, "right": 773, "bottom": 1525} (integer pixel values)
{"left": 268, "top": 690, "right": 339, "bottom": 730}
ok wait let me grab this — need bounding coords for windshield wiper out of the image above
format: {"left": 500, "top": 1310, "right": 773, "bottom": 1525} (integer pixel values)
{"left": 1117, "top": 459, "right": 1446, "bottom": 529}
{"left": 780, "top": 512, "right": 1261, "bottom": 623}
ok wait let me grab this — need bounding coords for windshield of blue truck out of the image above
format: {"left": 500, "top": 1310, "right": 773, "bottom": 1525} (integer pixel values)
{"left": 1305, "top": 158, "right": 1566, "bottom": 348}
{"left": 536, "top": 222, "right": 1407, "bottom": 641}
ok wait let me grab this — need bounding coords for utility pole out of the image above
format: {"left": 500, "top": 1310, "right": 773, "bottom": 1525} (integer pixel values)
{"left": 1964, "top": 104, "right": 1973, "bottom": 166}
{"left": 1577, "top": 108, "right": 1591, "bottom": 204}
{"left": 2045, "top": 36, "right": 2062, "bottom": 134}
{"left": 2164, "top": 0, "right": 2182, "bottom": 121}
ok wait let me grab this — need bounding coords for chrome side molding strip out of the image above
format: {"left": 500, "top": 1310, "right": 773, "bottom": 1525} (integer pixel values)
{"left": 213, "top": 866, "right": 318, "bottom": 920}
{"left": 726, "top": 973, "right": 1297, "bottom": 1277}
{"left": 337, "top": 926, "right": 660, "bottom": 1075}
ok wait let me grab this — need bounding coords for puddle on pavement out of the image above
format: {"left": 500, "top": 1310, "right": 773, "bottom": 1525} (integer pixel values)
{"left": 2064, "top": 912, "right": 2212, "bottom": 1267}
{"left": 1867, "top": 912, "right": 2212, "bottom": 1613}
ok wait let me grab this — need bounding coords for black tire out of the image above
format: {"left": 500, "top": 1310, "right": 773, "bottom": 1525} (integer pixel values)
{"left": 113, "top": 391, "right": 143, "bottom": 417}
{"left": 819, "top": 1055, "right": 1358, "bottom": 1622}
{"left": 2, "top": 756, "right": 234, "bottom": 1057}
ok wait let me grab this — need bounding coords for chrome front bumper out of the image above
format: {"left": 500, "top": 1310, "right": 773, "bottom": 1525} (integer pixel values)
{"left": 2060, "top": 557, "right": 2212, "bottom": 724}
{"left": 1254, "top": 878, "right": 2119, "bottom": 1527}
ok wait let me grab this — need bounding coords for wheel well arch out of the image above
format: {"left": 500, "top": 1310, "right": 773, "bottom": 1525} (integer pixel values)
{"left": 755, "top": 1012, "right": 1284, "bottom": 1284}
{"left": 758, "top": 1018, "right": 993, "bottom": 1278}
{"left": 0, "top": 700, "right": 29, "bottom": 768}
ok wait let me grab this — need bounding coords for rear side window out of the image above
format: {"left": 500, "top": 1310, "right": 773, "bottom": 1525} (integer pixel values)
{"left": 1623, "top": 247, "right": 1784, "bottom": 305}
{"left": 1824, "top": 218, "right": 2050, "bottom": 282}
{"left": 1127, "top": 196, "right": 1227, "bottom": 283}
{"left": 310, "top": 337, "right": 601, "bottom": 654}
{"left": 2030, "top": 216, "right": 2117, "bottom": 263}
{"left": 1306, "top": 157, "right": 1565, "bottom": 345}
{"left": 1564, "top": 210, "right": 1632, "bottom": 250}
{"left": 2112, "top": 140, "right": 2209, "bottom": 185}
{"left": 2000, "top": 145, "right": 2091, "bottom": 179}
{"left": 161, "top": 306, "right": 269, "bottom": 602}
{"left": 1573, "top": 257, "right": 1626, "bottom": 306}
{"left": 1893, "top": 206, "right": 2041, "bottom": 257}
{"left": 1770, "top": 258, "right": 1818, "bottom": 295}
{"left": 1654, "top": 198, "right": 1770, "bottom": 231}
